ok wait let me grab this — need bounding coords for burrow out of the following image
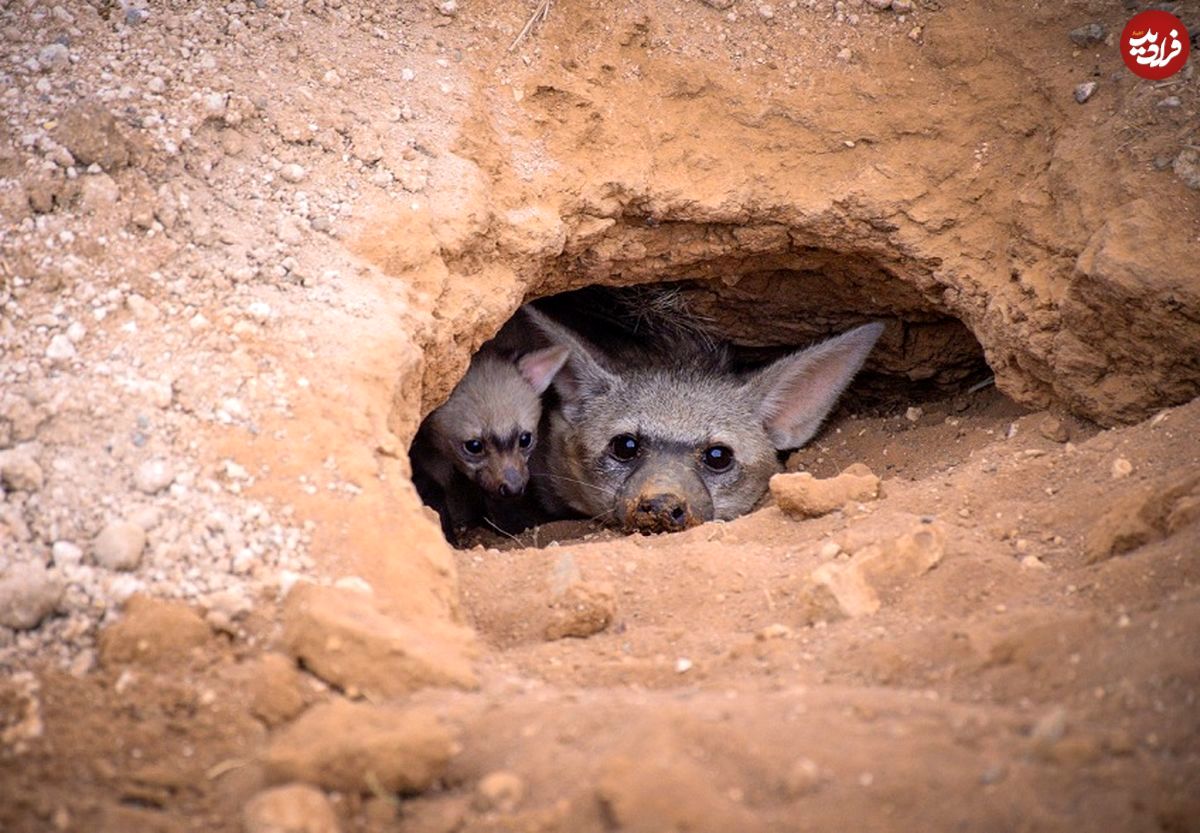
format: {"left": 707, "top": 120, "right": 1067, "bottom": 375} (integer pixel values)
{"left": 400, "top": 211, "right": 1038, "bottom": 547}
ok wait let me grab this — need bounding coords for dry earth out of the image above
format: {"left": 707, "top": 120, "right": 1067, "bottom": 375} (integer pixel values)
{"left": 1, "top": 0, "right": 1199, "bottom": 831}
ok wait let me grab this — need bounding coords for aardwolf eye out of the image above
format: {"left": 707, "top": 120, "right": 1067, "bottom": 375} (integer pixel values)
{"left": 518, "top": 431, "right": 533, "bottom": 449}
{"left": 463, "top": 439, "right": 484, "bottom": 456}
{"left": 702, "top": 444, "right": 734, "bottom": 471}
{"left": 608, "top": 434, "right": 640, "bottom": 462}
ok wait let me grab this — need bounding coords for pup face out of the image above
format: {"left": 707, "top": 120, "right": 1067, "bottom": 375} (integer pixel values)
{"left": 429, "top": 346, "right": 568, "bottom": 500}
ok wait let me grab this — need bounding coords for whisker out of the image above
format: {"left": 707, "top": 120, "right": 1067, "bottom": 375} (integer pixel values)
{"left": 480, "top": 515, "right": 522, "bottom": 545}
{"left": 530, "top": 472, "right": 619, "bottom": 497}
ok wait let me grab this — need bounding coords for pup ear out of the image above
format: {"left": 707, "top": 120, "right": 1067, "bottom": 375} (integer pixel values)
{"left": 520, "top": 306, "right": 619, "bottom": 417}
{"left": 745, "top": 322, "right": 885, "bottom": 450}
{"left": 516, "top": 345, "right": 570, "bottom": 395}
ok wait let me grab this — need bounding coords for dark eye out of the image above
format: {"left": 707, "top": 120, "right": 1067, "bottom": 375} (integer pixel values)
{"left": 463, "top": 439, "right": 484, "bottom": 456}
{"left": 608, "top": 434, "right": 639, "bottom": 462}
{"left": 703, "top": 444, "right": 734, "bottom": 471}
{"left": 518, "top": 431, "right": 533, "bottom": 449}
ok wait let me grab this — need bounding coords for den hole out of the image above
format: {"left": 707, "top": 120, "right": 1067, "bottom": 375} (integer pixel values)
{"left": 411, "top": 279, "right": 1015, "bottom": 551}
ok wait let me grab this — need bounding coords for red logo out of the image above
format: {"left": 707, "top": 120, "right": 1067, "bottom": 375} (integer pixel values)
{"left": 1120, "top": 10, "right": 1190, "bottom": 80}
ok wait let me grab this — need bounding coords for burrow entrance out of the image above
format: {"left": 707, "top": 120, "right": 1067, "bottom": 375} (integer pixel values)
{"left": 409, "top": 225, "right": 1038, "bottom": 549}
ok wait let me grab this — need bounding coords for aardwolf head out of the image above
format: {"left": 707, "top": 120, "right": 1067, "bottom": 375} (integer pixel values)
{"left": 528, "top": 308, "right": 884, "bottom": 533}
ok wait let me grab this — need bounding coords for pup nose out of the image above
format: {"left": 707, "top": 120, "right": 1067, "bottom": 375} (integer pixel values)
{"left": 632, "top": 493, "right": 691, "bottom": 533}
{"left": 497, "top": 466, "right": 526, "bottom": 498}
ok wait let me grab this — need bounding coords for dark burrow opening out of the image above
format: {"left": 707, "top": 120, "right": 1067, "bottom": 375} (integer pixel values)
{"left": 411, "top": 274, "right": 1003, "bottom": 550}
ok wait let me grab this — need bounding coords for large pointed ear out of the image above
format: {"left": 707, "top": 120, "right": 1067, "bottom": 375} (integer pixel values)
{"left": 746, "top": 322, "right": 885, "bottom": 450}
{"left": 516, "top": 345, "right": 570, "bottom": 395}
{"left": 520, "top": 306, "right": 619, "bottom": 416}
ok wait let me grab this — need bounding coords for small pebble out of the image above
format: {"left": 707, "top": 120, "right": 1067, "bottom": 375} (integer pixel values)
{"left": 0, "top": 563, "right": 64, "bottom": 630}
{"left": 52, "top": 541, "right": 84, "bottom": 567}
{"left": 0, "top": 449, "right": 45, "bottom": 492}
{"left": 675, "top": 657, "right": 694, "bottom": 673}
{"left": 1038, "top": 415, "right": 1069, "bottom": 443}
{"left": 905, "top": 406, "right": 923, "bottom": 423}
{"left": 203, "top": 92, "right": 227, "bottom": 119}
{"left": 1110, "top": 457, "right": 1133, "bottom": 479}
{"left": 1074, "top": 82, "right": 1097, "bottom": 104}
{"left": 45, "top": 334, "right": 77, "bottom": 363}
{"left": 783, "top": 758, "right": 822, "bottom": 797}
{"left": 1068, "top": 23, "right": 1105, "bottom": 47}
{"left": 1157, "top": 96, "right": 1181, "bottom": 109}
{"left": 836, "top": 47, "right": 853, "bottom": 62}
{"left": 134, "top": 459, "right": 175, "bottom": 494}
{"left": 758, "top": 4, "right": 775, "bottom": 20}
{"left": 38, "top": 43, "right": 70, "bottom": 70}
{"left": 93, "top": 521, "right": 147, "bottom": 571}
{"left": 438, "top": 0, "right": 458, "bottom": 15}
{"left": 279, "top": 163, "right": 306, "bottom": 184}
{"left": 475, "top": 771, "right": 525, "bottom": 813}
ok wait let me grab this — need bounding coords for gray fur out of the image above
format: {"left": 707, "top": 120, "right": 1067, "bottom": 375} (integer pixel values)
{"left": 527, "top": 308, "right": 883, "bottom": 532}
{"left": 411, "top": 341, "right": 568, "bottom": 536}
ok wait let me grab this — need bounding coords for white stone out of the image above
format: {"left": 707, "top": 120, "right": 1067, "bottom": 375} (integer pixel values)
{"left": 38, "top": 43, "right": 69, "bottom": 70}
{"left": 134, "top": 459, "right": 175, "bottom": 494}
{"left": 66, "top": 321, "right": 87, "bottom": 343}
{"left": 0, "top": 448, "right": 44, "bottom": 492}
{"left": 45, "top": 334, "right": 77, "bottom": 363}
{"left": 93, "top": 521, "right": 147, "bottom": 571}
{"left": 0, "top": 563, "right": 64, "bottom": 629}
{"left": 203, "top": 92, "right": 227, "bottom": 119}
{"left": 279, "top": 163, "right": 306, "bottom": 184}
{"left": 52, "top": 541, "right": 84, "bottom": 567}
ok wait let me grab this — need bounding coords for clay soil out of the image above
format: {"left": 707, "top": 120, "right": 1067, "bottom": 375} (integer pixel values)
{"left": 2, "top": 1, "right": 1199, "bottom": 832}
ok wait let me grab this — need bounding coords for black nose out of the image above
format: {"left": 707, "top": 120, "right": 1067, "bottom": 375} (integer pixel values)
{"left": 633, "top": 494, "right": 690, "bottom": 533}
{"left": 497, "top": 467, "right": 525, "bottom": 498}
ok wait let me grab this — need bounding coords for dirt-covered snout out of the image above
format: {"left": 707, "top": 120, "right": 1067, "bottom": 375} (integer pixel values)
{"left": 528, "top": 309, "right": 885, "bottom": 533}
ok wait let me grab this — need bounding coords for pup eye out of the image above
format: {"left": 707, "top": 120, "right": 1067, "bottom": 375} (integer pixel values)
{"left": 703, "top": 444, "right": 734, "bottom": 471}
{"left": 463, "top": 439, "right": 484, "bottom": 456}
{"left": 609, "top": 434, "right": 640, "bottom": 462}
{"left": 518, "top": 432, "right": 533, "bottom": 449}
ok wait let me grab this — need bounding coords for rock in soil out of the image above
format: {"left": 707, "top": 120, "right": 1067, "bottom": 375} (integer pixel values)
{"left": 1068, "top": 23, "right": 1105, "bottom": 46}
{"left": 0, "top": 563, "right": 64, "bottom": 630}
{"left": 802, "top": 521, "right": 946, "bottom": 619}
{"left": 545, "top": 580, "right": 616, "bottom": 640}
{"left": 98, "top": 595, "right": 211, "bottom": 668}
{"left": 1074, "top": 82, "right": 1097, "bottom": 104}
{"left": 0, "top": 447, "right": 44, "bottom": 492}
{"left": 247, "top": 653, "right": 309, "bottom": 728}
{"left": 1038, "top": 415, "right": 1070, "bottom": 443}
{"left": 243, "top": 783, "right": 341, "bottom": 833}
{"left": 1084, "top": 473, "right": 1200, "bottom": 563}
{"left": 261, "top": 699, "right": 457, "bottom": 795}
{"left": 771, "top": 464, "right": 880, "bottom": 519}
{"left": 281, "top": 584, "right": 478, "bottom": 698}
{"left": 93, "top": 521, "right": 147, "bottom": 571}
{"left": 474, "top": 770, "right": 526, "bottom": 813}
{"left": 53, "top": 102, "right": 136, "bottom": 170}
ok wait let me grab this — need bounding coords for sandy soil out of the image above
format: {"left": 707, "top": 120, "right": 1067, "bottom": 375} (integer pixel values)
{"left": 1, "top": 1, "right": 1198, "bottom": 831}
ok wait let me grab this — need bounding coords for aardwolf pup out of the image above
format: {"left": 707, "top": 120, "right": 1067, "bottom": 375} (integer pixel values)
{"left": 526, "top": 308, "right": 884, "bottom": 534}
{"left": 410, "top": 342, "right": 569, "bottom": 539}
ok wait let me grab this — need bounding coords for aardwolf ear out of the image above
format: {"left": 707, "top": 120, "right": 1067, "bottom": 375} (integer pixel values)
{"left": 517, "top": 345, "right": 570, "bottom": 395}
{"left": 520, "top": 306, "right": 620, "bottom": 419}
{"left": 745, "top": 322, "right": 885, "bottom": 450}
